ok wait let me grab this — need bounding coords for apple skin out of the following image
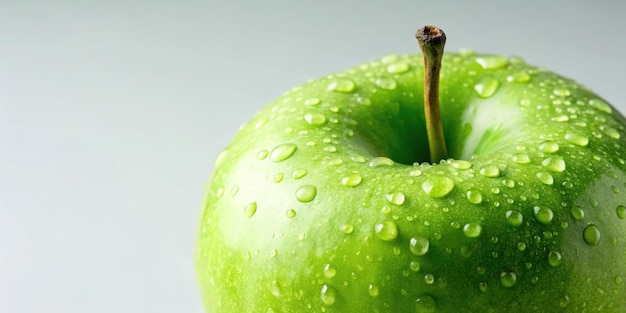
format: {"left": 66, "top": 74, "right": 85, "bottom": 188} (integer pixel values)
{"left": 196, "top": 52, "right": 626, "bottom": 312}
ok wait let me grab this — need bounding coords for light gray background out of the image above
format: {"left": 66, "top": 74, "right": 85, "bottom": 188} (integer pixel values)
{"left": 1, "top": 1, "right": 624, "bottom": 312}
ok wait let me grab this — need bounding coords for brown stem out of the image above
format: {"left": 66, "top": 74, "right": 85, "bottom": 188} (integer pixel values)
{"left": 416, "top": 25, "right": 448, "bottom": 163}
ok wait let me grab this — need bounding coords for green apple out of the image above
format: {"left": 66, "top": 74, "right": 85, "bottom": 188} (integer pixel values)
{"left": 196, "top": 26, "right": 626, "bottom": 312}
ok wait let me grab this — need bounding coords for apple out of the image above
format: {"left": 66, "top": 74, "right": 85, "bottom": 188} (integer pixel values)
{"left": 195, "top": 26, "right": 626, "bottom": 312}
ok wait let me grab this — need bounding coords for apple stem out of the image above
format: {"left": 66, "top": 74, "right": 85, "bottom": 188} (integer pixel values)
{"left": 416, "top": 26, "right": 448, "bottom": 163}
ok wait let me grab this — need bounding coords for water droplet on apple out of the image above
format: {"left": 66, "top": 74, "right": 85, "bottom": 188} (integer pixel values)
{"left": 505, "top": 209, "right": 524, "bottom": 226}
{"left": 415, "top": 295, "right": 437, "bottom": 313}
{"left": 475, "top": 55, "right": 508, "bottom": 69}
{"left": 270, "top": 280, "right": 282, "bottom": 297}
{"left": 286, "top": 209, "right": 296, "bottom": 218}
{"left": 304, "top": 97, "right": 321, "bottom": 106}
{"left": 474, "top": 76, "right": 500, "bottom": 98}
{"left": 368, "top": 284, "right": 380, "bottom": 297}
{"left": 340, "top": 224, "right": 354, "bottom": 234}
{"left": 244, "top": 202, "right": 257, "bottom": 218}
{"left": 410, "top": 261, "right": 421, "bottom": 272}
{"left": 256, "top": 149, "right": 269, "bottom": 160}
{"left": 273, "top": 173, "right": 284, "bottom": 183}
{"left": 327, "top": 78, "right": 355, "bottom": 93}
{"left": 500, "top": 271, "right": 517, "bottom": 288}
{"left": 369, "top": 156, "right": 394, "bottom": 167}
{"left": 410, "top": 169, "right": 423, "bottom": 176}
{"left": 506, "top": 71, "right": 530, "bottom": 83}
{"left": 570, "top": 206, "right": 585, "bottom": 220}
{"left": 479, "top": 282, "right": 488, "bottom": 292}
{"left": 323, "top": 264, "right": 337, "bottom": 278}
{"left": 374, "top": 77, "right": 397, "bottom": 90}
{"left": 538, "top": 140, "right": 559, "bottom": 153}
{"left": 269, "top": 248, "right": 278, "bottom": 258}
{"left": 518, "top": 242, "right": 527, "bottom": 251}
{"left": 230, "top": 185, "right": 240, "bottom": 197}
{"left": 424, "top": 274, "right": 435, "bottom": 284}
{"left": 551, "top": 114, "right": 569, "bottom": 122}
{"left": 409, "top": 236, "right": 430, "bottom": 256}
{"left": 386, "top": 62, "right": 410, "bottom": 74}
{"left": 450, "top": 159, "right": 472, "bottom": 169}
{"left": 536, "top": 171, "right": 554, "bottom": 185}
{"left": 560, "top": 295, "right": 571, "bottom": 307}
{"left": 589, "top": 98, "right": 612, "bottom": 113}
{"left": 320, "top": 285, "right": 337, "bottom": 306}
{"left": 422, "top": 176, "right": 455, "bottom": 198}
{"left": 341, "top": 173, "right": 363, "bottom": 187}
{"left": 463, "top": 222, "right": 482, "bottom": 238}
{"left": 542, "top": 156, "right": 566, "bottom": 172}
{"left": 617, "top": 205, "right": 626, "bottom": 219}
{"left": 553, "top": 88, "right": 571, "bottom": 97}
{"left": 215, "top": 187, "right": 224, "bottom": 198}
{"left": 374, "top": 220, "right": 398, "bottom": 241}
{"left": 386, "top": 191, "right": 406, "bottom": 205}
{"left": 479, "top": 164, "right": 501, "bottom": 177}
{"left": 292, "top": 169, "right": 307, "bottom": 179}
{"left": 466, "top": 189, "right": 483, "bottom": 204}
{"left": 512, "top": 153, "right": 531, "bottom": 164}
{"left": 534, "top": 206, "right": 554, "bottom": 224}
{"left": 615, "top": 276, "right": 623, "bottom": 285}
{"left": 269, "top": 143, "right": 297, "bottom": 162}
{"left": 583, "top": 224, "right": 601, "bottom": 245}
{"left": 564, "top": 132, "right": 589, "bottom": 146}
{"left": 548, "top": 251, "right": 562, "bottom": 267}
{"left": 304, "top": 113, "right": 327, "bottom": 125}
{"left": 600, "top": 125, "right": 621, "bottom": 139}
{"left": 295, "top": 185, "right": 317, "bottom": 202}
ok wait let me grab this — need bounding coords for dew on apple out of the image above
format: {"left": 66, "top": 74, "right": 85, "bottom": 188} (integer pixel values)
{"left": 323, "top": 264, "right": 337, "bottom": 279}
{"left": 583, "top": 224, "right": 601, "bottom": 245}
{"left": 410, "top": 261, "right": 421, "bottom": 272}
{"left": 538, "top": 140, "right": 559, "bottom": 153}
{"left": 542, "top": 156, "right": 566, "bottom": 172}
{"left": 600, "top": 125, "right": 621, "bottom": 139}
{"left": 475, "top": 55, "right": 508, "bottom": 70}
{"left": 215, "top": 187, "right": 224, "bottom": 198}
{"left": 341, "top": 173, "right": 363, "bottom": 187}
{"left": 479, "top": 164, "right": 501, "bottom": 177}
{"left": 548, "top": 250, "right": 563, "bottom": 267}
{"left": 285, "top": 209, "right": 296, "bottom": 218}
{"left": 424, "top": 274, "right": 435, "bottom": 285}
{"left": 410, "top": 169, "right": 423, "bottom": 176}
{"left": 374, "top": 220, "right": 399, "bottom": 241}
{"left": 319, "top": 284, "right": 337, "bottom": 306}
{"left": 560, "top": 295, "right": 571, "bottom": 307}
{"left": 367, "top": 284, "right": 380, "bottom": 297}
{"left": 536, "top": 171, "right": 554, "bottom": 185}
{"left": 422, "top": 176, "right": 455, "bottom": 198}
{"left": 292, "top": 169, "right": 307, "bottom": 179}
{"left": 553, "top": 88, "right": 571, "bottom": 97}
{"left": 479, "top": 282, "right": 488, "bottom": 292}
{"left": 518, "top": 242, "right": 527, "bottom": 251}
{"left": 295, "top": 185, "right": 317, "bottom": 203}
{"left": 386, "top": 62, "right": 410, "bottom": 74}
{"left": 323, "top": 145, "right": 337, "bottom": 153}
{"left": 616, "top": 276, "right": 623, "bottom": 285}
{"left": 273, "top": 173, "right": 284, "bottom": 183}
{"left": 505, "top": 209, "right": 524, "bottom": 227}
{"left": 304, "top": 97, "right": 321, "bottom": 106}
{"left": 269, "top": 143, "right": 298, "bottom": 162}
{"left": 374, "top": 77, "right": 398, "bottom": 90}
{"left": 473, "top": 76, "right": 500, "bottom": 98}
{"left": 465, "top": 188, "right": 483, "bottom": 204}
{"left": 409, "top": 236, "right": 430, "bottom": 256}
{"left": 506, "top": 71, "right": 531, "bottom": 83}
{"left": 500, "top": 271, "right": 517, "bottom": 288}
{"left": 589, "top": 98, "right": 612, "bottom": 113}
{"left": 450, "top": 159, "right": 472, "bottom": 170}
{"left": 269, "top": 248, "right": 277, "bottom": 258}
{"left": 533, "top": 206, "right": 554, "bottom": 224}
{"left": 512, "top": 153, "right": 531, "bottom": 164}
{"left": 551, "top": 114, "right": 570, "bottom": 122}
{"left": 270, "top": 280, "right": 282, "bottom": 297}
{"left": 564, "top": 132, "right": 589, "bottom": 146}
{"left": 462, "top": 222, "right": 482, "bottom": 238}
{"left": 243, "top": 202, "right": 258, "bottom": 218}
{"left": 327, "top": 78, "right": 356, "bottom": 93}
{"left": 304, "top": 113, "right": 327, "bottom": 125}
{"left": 616, "top": 205, "right": 626, "bottom": 219}
{"left": 339, "top": 224, "right": 354, "bottom": 234}
{"left": 369, "top": 156, "right": 394, "bottom": 167}
{"left": 415, "top": 294, "right": 437, "bottom": 313}
{"left": 386, "top": 191, "right": 406, "bottom": 205}
{"left": 230, "top": 185, "right": 240, "bottom": 197}
{"left": 256, "top": 149, "right": 269, "bottom": 160}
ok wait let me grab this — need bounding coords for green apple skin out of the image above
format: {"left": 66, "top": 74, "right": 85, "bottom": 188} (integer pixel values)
{"left": 196, "top": 52, "right": 626, "bottom": 312}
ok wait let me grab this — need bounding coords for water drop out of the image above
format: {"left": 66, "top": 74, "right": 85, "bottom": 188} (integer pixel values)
{"left": 270, "top": 280, "right": 282, "bottom": 297}
{"left": 415, "top": 295, "right": 437, "bottom": 313}
{"left": 534, "top": 206, "right": 554, "bottom": 224}
{"left": 340, "top": 224, "right": 354, "bottom": 234}
{"left": 505, "top": 210, "right": 524, "bottom": 227}
{"left": 409, "top": 261, "right": 421, "bottom": 272}
{"left": 553, "top": 88, "right": 571, "bottom": 97}
{"left": 295, "top": 185, "right": 317, "bottom": 202}
{"left": 506, "top": 71, "right": 531, "bottom": 83}
{"left": 474, "top": 76, "right": 500, "bottom": 98}
{"left": 409, "top": 236, "right": 430, "bottom": 256}
{"left": 424, "top": 274, "right": 435, "bottom": 284}
{"left": 386, "top": 191, "right": 406, "bottom": 205}
{"left": 475, "top": 55, "right": 508, "bottom": 69}
{"left": 327, "top": 78, "right": 355, "bottom": 93}
{"left": 480, "top": 164, "right": 501, "bottom": 177}
{"left": 466, "top": 189, "right": 483, "bottom": 204}
{"left": 551, "top": 114, "right": 569, "bottom": 122}
{"left": 304, "top": 97, "right": 321, "bottom": 106}
{"left": 304, "top": 113, "right": 327, "bottom": 125}
{"left": 564, "top": 132, "right": 589, "bottom": 146}
{"left": 410, "top": 169, "right": 423, "bottom": 176}
{"left": 479, "top": 282, "right": 488, "bottom": 292}
{"left": 560, "top": 295, "right": 571, "bottom": 307}
{"left": 463, "top": 222, "right": 482, "bottom": 238}
{"left": 589, "top": 98, "right": 612, "bottom": 113}
{"left": 536, "top": 171, "right": 554, "bottom": 185}
{"left": 292, "top": 169, "right": 307, "bottom": 179}
{"left": 570, "top": 206, "right": 585, "bottom": 220}
{"left": 374, "top": 220, "right": 398, "bottom": 241}
{"left": 386, "top": 62, "right": 410, "bottom": 74}
{"left": 617, "top": 205, "right": 626, "bottom": 219}
{"left": 538, "top": 141, "right": 559, "bottom": 153}
{"left": 512, "top": 153, "right": 531, "bottom": 164}
{"left": 230, "top": 185, "right": 240, "bottom": 197}
{"left": 374, "top": 77, "right": 397, "bottom": 90}
{"left": 583, "top": 224, "right": 601, "bottom": 245}
{"left": 451, "top": 159, "right": 472, "bottom": 169}
{"left": 369, "top": 156, "right": 394, "bottom": 167}
{"left": 320, "top": 285, "right": 337, "bottom": 306}
{"left": 368, "top": 284, "right": 380, "bottom": 297}
{"left": 422, "top": 176, "right": 455, "bottom": 198}
{"left": 323, "top": 264, "right": 337, "bottom": 279}
{"left": 273, "top": 173, "right": 284, "bottom": 183}
{"left": 286, "top": 209, "right": 296, "bottom": 218}
{"left": 500, "top": 271, "right": 517, "bottom": 288}
{"left": 341, "top": 173, "right": 363, "bottom": 187}
{"left": 244, "top": 202, "right": 257, "bottom": 218}
{"left": 600, "top": 125, "right": 621, "bottom": 139}
{"left": 542, "top": 156, "right": 566, "bottom": 172}
{"left": 548, "top": 251, "right": 563, "bottom": 267}
{"left": 257, "top": 149, "right": 269, "bottom": 160}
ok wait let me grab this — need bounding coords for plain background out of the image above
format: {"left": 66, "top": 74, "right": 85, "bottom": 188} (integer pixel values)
{"left": 1, "top": 1, "right": 625, "bottom": 312}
